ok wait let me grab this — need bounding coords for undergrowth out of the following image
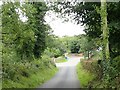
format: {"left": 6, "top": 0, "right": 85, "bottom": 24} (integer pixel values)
{"left": 3, "top": 64, "right": 57, "bottom": 88}
{"left": 2, "top": 54, "right": 58, "bottom": 88}
{"left": 77, "top": 55, "right": 120, "bottom": 88}
{"left": 55, "top": 56, "right": 67, "bottom": 63}
{"left": 76, "top": 63, "right": 95, "bottom": 87}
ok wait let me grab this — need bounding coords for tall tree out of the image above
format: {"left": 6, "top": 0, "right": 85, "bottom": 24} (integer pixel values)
{"left": 52, "top": 1, "right": 120, "bottom": 59}
{"left": 31, "top": 2, "right": 49, "bottom": 58}
{"left": 101, "top": 0, "right": 110, "bottom": 61}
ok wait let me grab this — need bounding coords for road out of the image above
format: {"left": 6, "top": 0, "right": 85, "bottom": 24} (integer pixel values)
{"left": 40, "top": 55, "right": 81, "bottom": 88}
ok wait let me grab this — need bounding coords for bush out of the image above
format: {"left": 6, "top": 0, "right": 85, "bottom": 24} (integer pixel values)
{"left": 79, "top": 57, "right": 120, "bottom": 88}
{"left": 2, "top": 51, "right": 58, "bottom": 88}
{"left": 43, "top": 48, "right": 63, "bottom": 58}
{"left": 55, "top": 56, "right": 67, "bottom": 63}
{"left": 81, "top": 60, "right": 103, "bottom": 80}
{"left": 112, "top": 56, "right": 120, "bottom": 74}
{"left": 2, "top": 57, "right": 58, "bottom": 88}
{"left": 77, "top": 63, "right": 95, "bottom": 87}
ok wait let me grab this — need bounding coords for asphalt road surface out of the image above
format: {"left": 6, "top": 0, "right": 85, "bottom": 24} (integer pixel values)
{"left": 40, "top": 55, "right": 81, "bottom": 88}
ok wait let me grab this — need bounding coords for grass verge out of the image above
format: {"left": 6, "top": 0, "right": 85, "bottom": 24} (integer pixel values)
{"left": 2, "top": 64, "right": 58, "bottom": 88}
{"left": 76, "top": 63, "right": 95, "bottom": 87}
{"left": 55, "top": 57, "right": 67, "bottom": 63}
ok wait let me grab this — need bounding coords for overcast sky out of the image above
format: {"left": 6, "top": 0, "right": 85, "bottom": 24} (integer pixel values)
{"left": 45, "top": 11, "right": 85, "bottom": 37}
{"left": 0, "top": 0, "right": 85, "bottom": 37}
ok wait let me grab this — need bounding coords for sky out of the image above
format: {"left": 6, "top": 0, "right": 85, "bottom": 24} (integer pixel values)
{"left": 45, "top": 11, "right": 85, "bottom": 37}
{"left": 0, "top": 0, "right": 85, "bottom": 37}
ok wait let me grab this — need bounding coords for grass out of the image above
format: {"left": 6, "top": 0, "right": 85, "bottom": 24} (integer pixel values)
{"left": 2, "top": 64, "right": 58, "bottom": 88}
{"left": 77, "top": 54, "right": 120, "bottom": 88}
{"left": 76, "top": 63, "right": 95, "bottom": 87}
{"left": 55, "top": 56, "right": 67, "bottom": 63}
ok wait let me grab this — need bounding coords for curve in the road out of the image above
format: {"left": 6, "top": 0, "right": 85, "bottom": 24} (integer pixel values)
{"left": 40, "top": 56, "right": 81, "bottom": 88}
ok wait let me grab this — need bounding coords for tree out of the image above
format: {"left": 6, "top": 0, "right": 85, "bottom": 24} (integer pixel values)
{"left": 101, "top": 0, "right": 110, "bottom": 61}
{"left": 79, "top": 35, "right": 97, "bottom": 59}
{"left": 2, "top": 1, "right": 58, "bottom": 87}
{"left": 29, "top": 2, "right": 49, "bottom": 58}
{"left": 45, "top": 34, "right": 66, "bottom": 58}
{"left": 70, "top": 39, "right": 80, "bottom": 53}
{"left": 2, "top": 1, "right": 51, "bottom": 60}
{"left": 52, "top": 1, "right": 120, "bottom": 59}
{"left": 51, "top": 0, "right": 120, "bottom": 87}
{"left": 60, "top": 36, "right": 75, "bottom": 53}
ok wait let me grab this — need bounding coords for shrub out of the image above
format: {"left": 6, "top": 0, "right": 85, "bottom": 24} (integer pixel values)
{"left": 77, "top": 63, "right": 95, "bottom": 87}
{"left": 81, "top": 60, "right": 103, "bottom": 80}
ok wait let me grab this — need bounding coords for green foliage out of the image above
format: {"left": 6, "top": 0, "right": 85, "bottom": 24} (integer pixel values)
{"left": 99, "top": 57, "right": 120, "bottom": 88}
{"left": 52, "top": 2, "right": 120, "bottom": 88}
{"left": 77, "top": 63, "right": 95, "bottom": 87}
{"left": 2, "top": 2, "right": 49, "bottom": 60}
{"left": 2, "top": 61, "right": 57, "bottom": 88}
{"left": 55, "top": 56, "right": 67, "bottom": 63}
{"left": 79, "top": 56, "right": 120, "bottom": 88}
{"left": 70, "top": 39, "right": 80, "bottom": 53}
{"left": 55, "top": 1, "right": 120, "bottom": 59}
{"left": 44, "top": 47, "right": 65, "bottom": 58}
{"left": 2, "top": 1, "right": 58, "bottom": 88}
{"left": 60, "top": 36, "right": 75, "bottom": 53}
{"left": 110, "top": 56, "right": 120, "bottom": 79}
{"left": 27, "top": 2, "right": 49, "bottom": 58}
{"left": 81, "top": 60, "right": 103, "bottom": 80}
{"left": 60, "top": 35, "right": 81, "bottom": 54}
{"left": 45, "top": 35, "right": 66, "bottom": 58}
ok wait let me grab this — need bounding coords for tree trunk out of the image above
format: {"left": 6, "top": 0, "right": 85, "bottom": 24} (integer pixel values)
{"left": 101, "top": 0, "right": 110, "bottom": 61}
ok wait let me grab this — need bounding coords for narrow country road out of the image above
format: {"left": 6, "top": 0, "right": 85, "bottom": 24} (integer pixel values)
{"left": 40, "top": 55, "right": 81, "bottom": 88}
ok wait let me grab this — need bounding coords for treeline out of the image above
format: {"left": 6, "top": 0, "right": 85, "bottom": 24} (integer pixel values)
{"left": 2, "top": 1, "right": 65, "bottom": 88}
{"left": 61, "top": 35, "right": 100, "bottom": 60}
